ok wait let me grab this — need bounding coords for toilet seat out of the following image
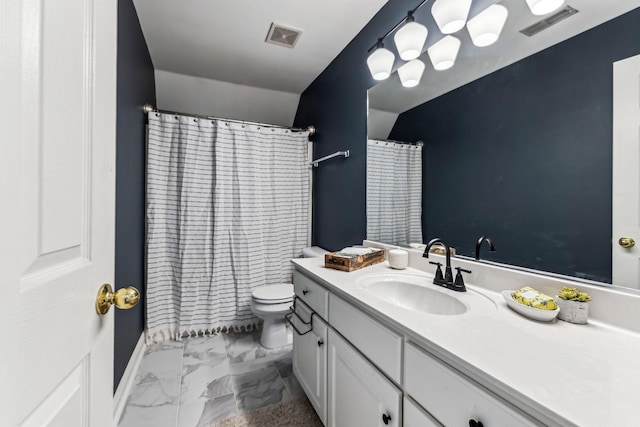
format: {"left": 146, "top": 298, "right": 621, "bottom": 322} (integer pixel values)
{"left": 251, "top": 284, "right": 293, "bottom": 305}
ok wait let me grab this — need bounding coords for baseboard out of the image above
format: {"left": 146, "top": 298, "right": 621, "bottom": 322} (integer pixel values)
{"left": 113, "top": 332, "right": 146, "bottom": 423}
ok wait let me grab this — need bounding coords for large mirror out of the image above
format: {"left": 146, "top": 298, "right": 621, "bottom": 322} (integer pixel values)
{"left": 367, "top": 1, "right": 640, "bottom": 289}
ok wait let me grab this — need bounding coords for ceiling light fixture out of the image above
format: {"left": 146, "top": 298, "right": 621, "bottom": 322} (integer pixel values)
{"left": 431, "top": 0, "right": 472, "bottom": 34}
{"left": 398, "top": 59, "right": 426, "bottom": 87}
{"left": 394, "top": 11, "right": 429, "bottom": 61}
{"left": 525, "top": 0, "right": 565, "bottom": 16}
{"left": 427, "top": 35, "right": 461, "bottom": 70}
{"left": 467, "top": 4, "right": 509, "bottom": 47}
{"left": 366, "top": 0, "right": 509, "bottom": 86}
{"left": 367, "top": 39, "right": 395, "bottom": 81}
{"left": 366, "top": 0, "right": 431, "bottom": 81}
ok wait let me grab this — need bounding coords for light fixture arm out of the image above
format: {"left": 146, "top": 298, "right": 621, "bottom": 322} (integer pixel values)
{"left": 367, "top": 0, "right": 431, "bottom": 53}
{"left": 372, "top": 38, "right": 385, "bottom": 51}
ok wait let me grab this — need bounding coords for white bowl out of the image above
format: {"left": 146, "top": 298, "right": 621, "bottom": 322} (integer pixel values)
{"left": 501, "top": 290, "right": 559, "bottom": 322}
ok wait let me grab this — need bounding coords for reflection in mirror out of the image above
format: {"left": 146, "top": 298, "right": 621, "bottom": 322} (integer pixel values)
{"left": 366, "top": 139, "right": 423, "bottom": 246}
{"left": 367, "top": 2, "right": 640, "bottom": 289}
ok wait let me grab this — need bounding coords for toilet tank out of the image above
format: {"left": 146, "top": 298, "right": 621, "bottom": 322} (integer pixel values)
{"left": 302, "top": 246, "right": 327, "bottom": 258}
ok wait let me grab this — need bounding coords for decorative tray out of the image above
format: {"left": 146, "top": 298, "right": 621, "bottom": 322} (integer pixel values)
{"left": 324, "top": 248, "right": 385, "bottom": 272}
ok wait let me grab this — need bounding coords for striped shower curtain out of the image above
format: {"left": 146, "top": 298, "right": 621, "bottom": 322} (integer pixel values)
{"left": 367, "top": 139, "right": 423, "bottom": 245}
{"left": 146, "top": 112, "right": 310, "bottom": 342}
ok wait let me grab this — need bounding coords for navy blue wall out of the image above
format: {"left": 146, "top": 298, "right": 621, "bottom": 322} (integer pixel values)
{"left": 114, "top": 0, "right": 155, "bottom": 392}
{"left": 294, "top": 1, "right": 419, "bottom": 251}
{"left": 389, "top": 8, "right": 640, "bottom": 282}
{"left": 293, "top": 0, "right": 498, "bottom": 251}
{"left": 295, "top": 4, "right": 639, "bottom": 282}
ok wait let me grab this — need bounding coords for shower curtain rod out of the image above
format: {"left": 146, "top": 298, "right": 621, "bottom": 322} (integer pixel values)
{"left": 143, "top": 103, "right": 316, "bottom": 136}
{"left": 371, "top": 138, "right": 424, "bottom": 146}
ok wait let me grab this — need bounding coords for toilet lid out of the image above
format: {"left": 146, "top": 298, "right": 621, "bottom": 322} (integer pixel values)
{"left": 252, "top": 284, "right": 294, "bottom": 304}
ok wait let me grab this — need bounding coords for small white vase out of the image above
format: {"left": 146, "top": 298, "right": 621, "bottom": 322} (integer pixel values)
{"left": 555, "top": 297, "right": 588, "bottom": 324}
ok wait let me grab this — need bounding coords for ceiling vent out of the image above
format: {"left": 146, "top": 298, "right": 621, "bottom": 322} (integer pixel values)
{"left": 520, "top": 6, "right": 579, "bottom": 37}
{"left": 266, "top": 23, "right": 302, "bottom": 48}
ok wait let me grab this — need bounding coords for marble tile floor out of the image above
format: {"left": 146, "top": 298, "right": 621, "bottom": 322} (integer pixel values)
{"left": 118, "top": 330, "right": 307, "bottom": 427}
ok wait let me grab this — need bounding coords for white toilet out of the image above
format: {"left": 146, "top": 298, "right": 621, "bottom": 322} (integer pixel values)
{"left": 251, "top": 246, "right": 327, "bottom": 348}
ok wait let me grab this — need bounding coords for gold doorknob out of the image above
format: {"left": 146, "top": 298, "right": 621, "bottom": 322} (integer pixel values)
{"left": 95, "top": 284, "right": 140, "bottom": 315}
{"left": 618, "top": 237, "right": 635, "bottom": 249}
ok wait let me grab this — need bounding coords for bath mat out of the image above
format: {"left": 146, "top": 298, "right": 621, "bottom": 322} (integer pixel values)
{"left": 208, "top": 397, "right": 323, "bottom": 427}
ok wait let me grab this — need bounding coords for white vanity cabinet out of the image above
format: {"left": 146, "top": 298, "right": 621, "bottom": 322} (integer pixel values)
{"left": 404, "top": 342, "right": 540, "bottom": 427}
{"left": 292, "top": 268, "right": 542, "bottom": 427}
{"left": 292, "top": 271, "right": 402, "bottom": 427}
{"left": 328, "top": 329, "right": 401, "bottom": 427}
{"left": 291, "top": 299, "right": 328, "bottom": 425}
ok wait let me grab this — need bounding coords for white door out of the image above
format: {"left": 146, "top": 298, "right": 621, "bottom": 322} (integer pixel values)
{"left": 327, "top": 329, "right": 401, "bottom": 427}
{"left": 613, "top": 54, "right": 640, "bottom": 289}
{"left": 1, "top": 0, "right": 118, "bottom": 426}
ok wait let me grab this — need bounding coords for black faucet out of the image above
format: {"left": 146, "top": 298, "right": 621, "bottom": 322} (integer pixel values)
{"left": 475, "top": 236, "right": 496, "bottom": 261}
{"left": 422, "top": 238, "right": 468, "bottom": 292}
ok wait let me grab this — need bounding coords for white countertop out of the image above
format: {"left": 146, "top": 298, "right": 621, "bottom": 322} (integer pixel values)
{"left": 292, "top": 258, "right": 640, "bottom": 427}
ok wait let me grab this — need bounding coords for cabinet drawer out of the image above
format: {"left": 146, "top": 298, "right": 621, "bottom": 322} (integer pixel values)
{"left": 329, "top": 294, "right": 402, "bottom": 383}
{"left": 293, "top": 271, "right": 329, "bottom": 320}
{"left": 404, "top": 342, "right": 540, "bottom": 427}
{"left": 404, "top": 397, "right": 441, "bottom": 427}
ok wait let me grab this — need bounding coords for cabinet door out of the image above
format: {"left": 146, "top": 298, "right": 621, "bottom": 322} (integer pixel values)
{"left": 292, "top": 299, "right": 328, "bottom": 425}
{"left": 328, "top": 329, "right": 401, "bottom": 427}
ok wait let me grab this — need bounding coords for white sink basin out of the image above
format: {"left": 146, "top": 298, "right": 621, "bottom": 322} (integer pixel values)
{"left": 356, "top": 273, "right": 468, "bottom": 315}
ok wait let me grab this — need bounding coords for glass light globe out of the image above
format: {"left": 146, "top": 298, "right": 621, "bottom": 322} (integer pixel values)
{"left": 367, "top": 45, "right": 395, "bottom": 80}
{"left": 525, "top": 0, "right": 564, "bottom": 16}
{"left": 467, "top": 4, "right": 508, "bottom": 47}
{"left": 398, "top": 59, "right": 426, "bottom": 88}
{"left": 431, "top": 0, "right": 472, "bottom": 34}
{"left": 394, "top": 20, "right": 428, "bottom": 61}
{"left": 427, "top": 36, "right": 461, "bottom": 71}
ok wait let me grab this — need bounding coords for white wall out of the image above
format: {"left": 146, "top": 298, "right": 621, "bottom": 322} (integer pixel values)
{"left": 367, "top": 108, "right": 398, "bottom": 141}
{"left": 155, "top": 70, "right": 301, "bottom": 126}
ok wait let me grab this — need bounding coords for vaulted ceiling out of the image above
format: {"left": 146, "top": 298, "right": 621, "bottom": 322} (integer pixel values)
{"left": 132, "top": 0, "right": 388, "bottom": 94}
{"left": 133, "top": 0, "right": 639, "bottom": 101}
